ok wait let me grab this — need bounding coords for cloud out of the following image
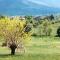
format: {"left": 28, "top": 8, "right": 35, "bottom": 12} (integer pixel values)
{"left": 0, "top": 0, "right": 60, "bottom": 8}
{"left": 27, "top": 0, "right": 60, "bottom": 8}
{"left": 27, "top": 0, "right": 49, "bottom": 6}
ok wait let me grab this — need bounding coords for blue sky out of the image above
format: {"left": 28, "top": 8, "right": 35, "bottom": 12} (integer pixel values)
{"left": 0, "top": 0, "right": 60, "bottom": 8}
{"left": 0, "top": 0, "right": 60, "bottom": 15}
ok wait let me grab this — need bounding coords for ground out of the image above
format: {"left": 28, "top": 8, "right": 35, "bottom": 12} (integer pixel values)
{"left": 0, "top": 36, "right": 60, "bottom": 60}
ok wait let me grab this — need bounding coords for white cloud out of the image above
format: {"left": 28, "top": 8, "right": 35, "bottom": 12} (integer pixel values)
{"left": 27, "top": 0, "right": 49, "bottom": 6}
{"left": 26, "top": 0, "right": 60, "bottom": 8}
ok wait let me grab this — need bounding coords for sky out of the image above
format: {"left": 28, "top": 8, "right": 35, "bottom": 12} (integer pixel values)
{"left": 0, "top": 0, "right": 60, "bottom": 8}
{"left": 27, "top": 0, "right": 60, "bottom": 8}
{"left": 0, "top": 0, "right": 60, "bottom": 15}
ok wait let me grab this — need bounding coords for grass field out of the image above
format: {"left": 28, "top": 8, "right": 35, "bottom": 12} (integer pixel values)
{"left": 0, "top": 36, "right": 60, "bottom": 60}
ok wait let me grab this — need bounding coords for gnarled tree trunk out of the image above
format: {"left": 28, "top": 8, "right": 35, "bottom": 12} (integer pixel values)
{"left": 9, "top": 43, "right": 17, "bottom": 55}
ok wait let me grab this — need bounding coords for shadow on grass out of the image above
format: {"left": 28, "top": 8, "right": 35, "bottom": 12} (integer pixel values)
{"left": 0, "top": 54, "right": 10, "bottom": 58}
{"left": 0, "top": 54, "right": 24, "bottom": 58}
{"left": 0, "top": 53, "right": 60, "bottom": 59}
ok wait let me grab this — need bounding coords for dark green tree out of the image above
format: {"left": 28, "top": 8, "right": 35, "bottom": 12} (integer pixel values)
{"left": 50, "top": 14, "right": 54, "bottom": 20}
{"left": 57, "top": 26, "right": 60, "bottom": 37}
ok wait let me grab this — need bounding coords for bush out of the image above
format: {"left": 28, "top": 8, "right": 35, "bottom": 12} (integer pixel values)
{"left": 57, "top": 26, "right": 60, "bottom": 37}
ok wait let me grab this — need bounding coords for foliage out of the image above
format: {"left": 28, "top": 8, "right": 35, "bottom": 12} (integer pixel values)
{"left": 49, "top": 14, "right": 54, "bottom": 20}
{"left": 38, "top": 19, "right": 52, "bottom": 36}
{"left": 0, "top": 17, "right": 32, "bottom": 48}
{"left": 57, "top": 26, "right": 60, "bottom": 37}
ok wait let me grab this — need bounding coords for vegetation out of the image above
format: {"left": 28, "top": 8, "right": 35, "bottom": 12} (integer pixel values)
{"left": 0, "top": 15, "right": 60, "bottom": 60}
{"left": 57, "top": 26, "right": 60, "bottom": 37}
{"left": 0, "top": 17, "right": 32, "bottom": 55}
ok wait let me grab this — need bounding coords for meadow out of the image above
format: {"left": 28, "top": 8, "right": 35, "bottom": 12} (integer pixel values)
{"left": 0, "top": 36, "right": 60, "bottom": 60}
{"left": 0, "top": 16, "right": 60, "bottom": 60}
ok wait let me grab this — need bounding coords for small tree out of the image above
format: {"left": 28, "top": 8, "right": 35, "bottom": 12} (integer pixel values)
{"left": 42, "top": 19, "right": 52, "bottom": 36}
{"left": 57, "top": 26, "right": 60, "bottom": 37}
{"left": 50, "top": 14, "right": 54, "bottom": 20}
{"left": 47, "top": 27, "right": 52, "bottom": 36}
{"left": 25, "top": 16, "right": 33, "bottom": 23}
{"left": 0, "top": 18, "right": 32, "bottom": 55}
{"left": 43, "top": 20, "right": 49, "bottom": 36}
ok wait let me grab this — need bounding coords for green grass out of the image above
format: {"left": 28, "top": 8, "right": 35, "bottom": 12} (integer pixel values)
{"left": 0, "top": 54, "right": 60, "bottom": 60}
{"left": 0, "top": 37, "right": 60, "bottom": 60}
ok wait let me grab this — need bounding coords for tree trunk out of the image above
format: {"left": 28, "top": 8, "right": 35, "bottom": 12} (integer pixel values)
{"left": 11, "top": 48, "right": 15, "bottom": 55}
{"left": 10, "top": 43, "right": 17, "bottom": 55}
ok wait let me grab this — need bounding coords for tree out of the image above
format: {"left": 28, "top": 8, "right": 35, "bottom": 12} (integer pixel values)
{"left": 47, "top": 27, "right": 52, "bottom": 36}
{"left": 43, "top": 20, "right": 49, "bottom": 36}
{"left": 25, "top": 16, "right": 33, "bottom": 20}
{"left": 0, "top": 15, "right": 5, "bottom": 19}
{"left": 25, "top": 16, "right": 33, "bottom": 23}
{"left": 0, "top": 17, "right": 32, "bottom": 55}
{"left": 57, "top": 26, "right": 60, "bottom": 37}
{"left": 49, "top": 14, "right": 54, "bottom": 20}
{"left": 42, "top": 19, "right": 52, "bottom": 36}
